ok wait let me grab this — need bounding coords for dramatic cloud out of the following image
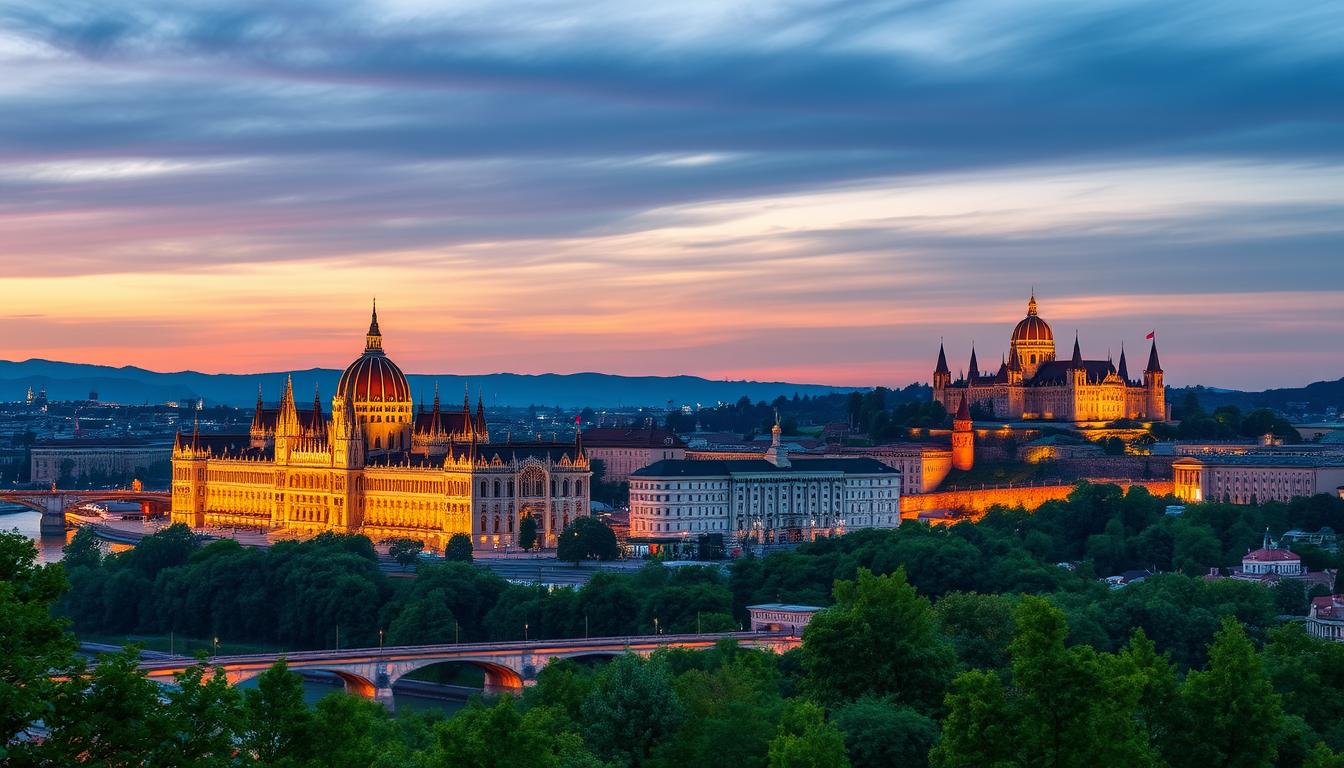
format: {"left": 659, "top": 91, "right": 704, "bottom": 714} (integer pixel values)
{"left": 0, "top": 0, "right": 1340, "bottom": 389}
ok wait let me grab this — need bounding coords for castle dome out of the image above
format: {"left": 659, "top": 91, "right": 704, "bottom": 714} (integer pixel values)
{"left": 337, "top": 302, "right": 412, "bottom": 404}
{"left": 1011, "top": 294, "right": 1054, "bottom": 344}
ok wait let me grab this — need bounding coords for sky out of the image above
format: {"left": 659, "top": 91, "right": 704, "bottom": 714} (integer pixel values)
{"left": 1, "top": 0, "right": 1341, "bottom": 391}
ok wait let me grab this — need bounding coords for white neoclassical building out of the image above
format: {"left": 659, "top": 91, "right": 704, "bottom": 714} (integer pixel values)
{"left": 628, "top": 422, "right": 900, "bottom": 554}
{"left": 1307, "top": 595, "right": 1344, "bottom": 644}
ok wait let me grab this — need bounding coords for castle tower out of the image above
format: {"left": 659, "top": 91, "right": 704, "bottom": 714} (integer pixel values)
{"left": 933, "top": 342, "right": 951, "bottom": 400}
{"left": 1009, "top": 291, "right": 1055, "bottom": 380}
{"left": 274, "top": 375, "right": 299, "bottom": 464}
{"left": 952, "top": 394, "right": 974, "bottom": 471}
{"left": 1144, "top": 338, "right": 1165, "bottom": 420}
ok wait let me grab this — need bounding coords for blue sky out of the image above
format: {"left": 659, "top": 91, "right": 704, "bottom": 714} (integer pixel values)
{"left": 0, "top": 0, "right": 1340, "bottom": 388}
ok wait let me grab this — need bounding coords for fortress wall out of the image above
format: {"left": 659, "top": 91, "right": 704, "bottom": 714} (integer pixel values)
{"left": 900, "top": 479, "right": 1175, "bottom": 523}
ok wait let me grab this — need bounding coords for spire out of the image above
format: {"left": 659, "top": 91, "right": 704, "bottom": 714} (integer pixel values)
{"left": 995, "top": 354, "right": 1007, "bottom": 378}
{"left": 311, "top": 384, "right": 323, "bottom": 431}
{"left": 574, "top": 414, "right": 584, "bottom": 458}
{"left": 364, "top": 299, "right": 384, "bottom": 354}
{"left": 191, "top": 412, "right": 200, "bottom": 449}
{"left": 1145, "top": 339, "right": 1162, "bottom": 373}
{"left": 955, "top": 392, "right": 970, "bottom": 421}
{"left": 251, "top": 384, "right": 265, "bottom": 432}
{"left": 1027, "top": 289, "right": 1038, "bottom": 317}
{"left": 1008, "top": 346, "right": 1022, "bottom": 372}
{"left": 475, "top": 390, "right": 486, "bottom": 431}
{"left": 1117, "top": 344, "right": 1129, "bottom": 381}
{"left": 967, "top": 345, "right": 979, "bottom": 380}
{"left": 463, "top": 384, "right": 471, "bottom": 414}
{"left": 1070, "top": 333, "right": 1083, "bottom": 367}
{"left": 431, "top": 381, "right": 441, "bottom": 432}
{"left": 934, "top": 342, "right": 950, "bottom": 375}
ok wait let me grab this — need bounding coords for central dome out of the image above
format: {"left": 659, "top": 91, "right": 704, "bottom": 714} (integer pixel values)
{"left": 337, "top": 302, "right": 412, "bottom": 404}
{"left": 1011, "top": 294, "right": 1053, "bottom": 343}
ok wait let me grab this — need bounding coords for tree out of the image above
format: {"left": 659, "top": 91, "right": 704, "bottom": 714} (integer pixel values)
{"left": 62, "top": 526, "right": 102, "bottom": 570}
{"left": 519, "top": 515, "right": 539, "bottom": 551}
{"left": 388, "top": 537, "right": 425, "bottom": 569}
{"left": 0, "top": 530, "right": 74, "bottom": 756}
{"left": 767, "top": 700, "right": 851, "bottom": 768}
{"left": 801, "top": 568, "right": 956, "bottom": 713}
{"left": 582, "top": 653, "right": 684, "bottom": 767}
{"left": 445, "top": 533, "right": 474, "bottom": 562}
{"left": 241, "top": 660, "right": 312, "bottom": 767}
{"left": 1173, "top": 617, "right": 1285, "bottom": 768}
{"left": 156, "top": 662, "right": 246, "bottom": 767}
{"left": 557, "top": 517, "right": 620, "bottom": 565}
{"left": 43, "top": 648, "right": 174, "bottom": 766}
{"left": 833, "top": 697, "right": 937, "bottom": 768}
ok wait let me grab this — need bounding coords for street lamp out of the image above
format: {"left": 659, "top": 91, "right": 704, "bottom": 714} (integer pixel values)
{"left": 212, "top": 636, "right": 219, "bottom": 657}
{"left": 653, "top": 617, "right": 660, "bottom": 635}
{"left": 379, "top": 629, "right": 384, "bottom": 651}
{"left": 524, "top": 622, "right": 529, "bottom": 641}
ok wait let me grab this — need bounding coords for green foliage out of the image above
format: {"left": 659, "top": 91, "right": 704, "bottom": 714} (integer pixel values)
{"left": 581, "top": 654, "right": 685, "bottom": 767}
{"left": 1173, "top": 617, "right": 1285, "bottom": 768}
{"left": 387, "top": 537, "right": 425, "bottom": 568}
{"left": 242, "top": 659, "right": 313, "bottom": 767}
{"left": 557, "top": 517, "right": 620, "bottom": 564}
{"left": 62, "top": 526, "right": 102, "bottom": 569}
{"left": 0, "top": 530, "right": 73, "bottom": 757}
{"left": 801, "top": 568, "right": 956, "bottom": 713}
{"left": 445, "top": 532, "right": 474, "bottom": 562}
{"left": 519, "top": 515, "right": 539, "bottom": 551}
{"left": 767, "top": 700, "right": 851, "bottom": 768}
{"left": 833, "top": 696, "right": 937, "bottom": 768}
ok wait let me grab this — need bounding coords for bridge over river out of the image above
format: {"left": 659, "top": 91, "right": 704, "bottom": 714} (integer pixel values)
{"left": 137, "top": 632, "right": 800, "bottom": 710}
{"left": 0, "top": 488, "right": 170, "bottom": 534}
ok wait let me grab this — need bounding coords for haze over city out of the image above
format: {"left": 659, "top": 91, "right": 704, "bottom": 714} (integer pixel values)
{"left": 2, "top": 0, "right": 1342, "bottom": 389}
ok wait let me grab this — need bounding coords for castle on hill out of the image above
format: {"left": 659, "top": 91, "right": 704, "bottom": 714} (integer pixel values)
{"left": 933, "top": 293, "right": 1166, "bottom": 423}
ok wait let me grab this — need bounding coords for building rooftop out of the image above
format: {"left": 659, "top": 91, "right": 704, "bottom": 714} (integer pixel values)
{"left": 1173, "top": 454, "right": 1344, "bottom": 468}
{"left": 1244, "top": 547, "right": 1300, "bottom": 562}
{"left": 631, "top": 457, "right": 899, "bottom": 478}
{"left": 747, "top": 603, "right": 824, "bottom": 613}
{"left": 581, "top": 427, "right": 686, "bottom": 448}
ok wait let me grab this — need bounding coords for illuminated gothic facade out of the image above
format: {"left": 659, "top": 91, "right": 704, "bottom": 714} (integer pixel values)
{"left": 933, "top": 293, "right": 1166, "bottom": 423}
{"left": 171, "top": 305, "right": 591, "bottom": 550}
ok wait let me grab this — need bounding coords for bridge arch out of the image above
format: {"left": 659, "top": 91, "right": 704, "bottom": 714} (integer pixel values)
{"left": 389, "top": 657, "right": 525, "bottom": 694}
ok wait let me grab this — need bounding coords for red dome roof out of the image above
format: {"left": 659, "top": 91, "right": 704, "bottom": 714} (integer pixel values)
{"left": 339, "top": 354, "right": 411, "bottom": 403}
{"left": 1012, "top": 294, "right": 1053, "bottom": 343}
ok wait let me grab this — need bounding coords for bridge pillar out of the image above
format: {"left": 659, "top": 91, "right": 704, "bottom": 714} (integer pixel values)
{"left": 40, "top": 496, "right": 68, "bottom": 536}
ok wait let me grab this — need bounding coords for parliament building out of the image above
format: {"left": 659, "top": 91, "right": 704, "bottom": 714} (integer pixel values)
{"left": 171, "top": 305, "right": 591, "bottom": 550}
{"left": 933, "top": 293, "right": 1166, "bottom": 423}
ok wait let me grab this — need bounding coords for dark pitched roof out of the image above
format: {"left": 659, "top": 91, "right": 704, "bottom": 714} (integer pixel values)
{"left": 935, "top": 343, "right": 950, "bottom": 375}
{"left": 1117, "top": 347, "right": 1130, "bottom": 382}
{"left": 1146, "top": 340, "right": 1162, "bottom": 373}
{"left": 631, "top": 457, "right": 898, "bottom": 478}
{"left": 1027, "top": 360, "right": 1117, "bottom": 386}
{"left": 581, "top": 428, "right": 687, "bottom": 448}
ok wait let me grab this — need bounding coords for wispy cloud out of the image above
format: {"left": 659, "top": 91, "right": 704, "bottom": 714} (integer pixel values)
{"left": 0, "top": 0, "right": 1340, "bottom": 389}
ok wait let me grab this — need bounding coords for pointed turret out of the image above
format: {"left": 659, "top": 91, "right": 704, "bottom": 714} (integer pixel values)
{"left": 935, "top": 343, "right": 950, "bottom": 375}
{"left": 191, "top": 412, "right": 200, "bottom": 450}
{"left": 955, "top": 392, "right": 970, "bottom": 421}
{"left": 967, "top": 345, "right": 979, "bottom": 380}
{"left": 250, "top": 384, "right": 265, "bottom": 432}
{"left": 1008, "top": 346, "right": 1022, "bottom": 372}
{"left": 933, "top": 341, "right": 952, "bottom": 394}
{"left": 1145, "top": 339, "right": 1162, "bottom": 373}
{"left": 431, "top": 381, "right": 442, "bottom": 434}
{"left": 574, "top": 415, "right": 585, "bottom": 459}
{"left": 475, "top": 391, "right": 487, "bottom": 433}
{"left": 312, "top": 384, "right": 323, "bottom": 431}
{"left": 1070, "top": 333, "right": 1083, "bottom": 367}
{"left": 364, "top": 299, "right": 384, "bottom": 354}
{"left": 1117, "top": 344, "right": 1130, "bottom": 382}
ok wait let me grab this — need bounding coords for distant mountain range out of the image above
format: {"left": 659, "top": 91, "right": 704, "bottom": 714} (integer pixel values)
{"left": 1169, "top": 378, "right": 1344, "bottom": 415}
{"left": 0, "top": 359, "right": 864, "bottom": 409}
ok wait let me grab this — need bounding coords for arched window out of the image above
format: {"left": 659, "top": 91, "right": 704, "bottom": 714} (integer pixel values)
{"left": 493, "top": 480, "right": 501, "bottom": 498}
{"left": 576, "top": 480, "right": 583, "bottom": 496}
{"left": 480, "top": 481, "right": 488, "bottom": 496}
{"left": 562, "top": 479, "right": 570, "bottom": 496}
{"left": 375, "top": 436, "right": 382, "bottom": 449}
{"left": 551, "top": 479, "right": 558, "bottom": 496}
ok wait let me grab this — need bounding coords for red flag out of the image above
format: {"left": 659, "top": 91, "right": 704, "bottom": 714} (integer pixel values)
{"left": 1145, "top": 330, "right": 1155, "bottom": 340}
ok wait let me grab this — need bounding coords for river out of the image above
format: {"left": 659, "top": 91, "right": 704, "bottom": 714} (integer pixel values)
{"left": 1, "top": 503, "right": 75, "bottom": 563}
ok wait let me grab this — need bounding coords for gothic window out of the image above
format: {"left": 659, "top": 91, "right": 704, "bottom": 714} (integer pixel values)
{"left": 480, "top": 481, "right": 488, "bottom": 496}
{"left": 576, "top": 480, "right": 583, "bottom": 496}
{"left": 551, "top": 479, "right": 558, "bottom": 496}
{"left": 562, "top": 479, "right": 570, "bottom": 496}
{"left": 375, "top": 436, "right": 382, "bottom": 449}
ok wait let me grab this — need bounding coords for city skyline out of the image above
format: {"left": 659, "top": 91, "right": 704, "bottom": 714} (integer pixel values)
{"left": 3, "top": 1, "right": 1342, "bottom": 390}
